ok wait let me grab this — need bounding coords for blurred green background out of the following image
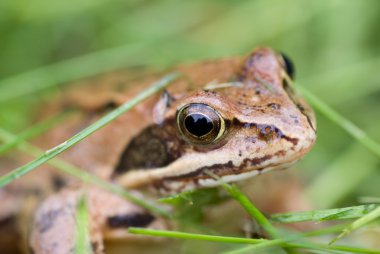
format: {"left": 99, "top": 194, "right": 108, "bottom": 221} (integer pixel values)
{"left": 1, "top": 0, "right": 380, "bottom": 210}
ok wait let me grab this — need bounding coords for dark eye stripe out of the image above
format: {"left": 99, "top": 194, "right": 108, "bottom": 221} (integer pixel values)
{"left": 112, "top": 120, "right": 183, "bottom": 178}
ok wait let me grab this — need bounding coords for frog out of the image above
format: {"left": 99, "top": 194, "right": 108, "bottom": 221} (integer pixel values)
{"left": 0, "top": 47, "right": 316, "bottom": 254}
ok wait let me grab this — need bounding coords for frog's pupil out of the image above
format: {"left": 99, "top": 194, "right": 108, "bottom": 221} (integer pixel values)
{"left": 184, "top": 114, "right": 213, "bottom": 137}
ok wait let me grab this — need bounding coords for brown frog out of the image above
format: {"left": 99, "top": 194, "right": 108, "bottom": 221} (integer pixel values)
{"left": 0, "top": 47, "right": 316, "bottom": 254}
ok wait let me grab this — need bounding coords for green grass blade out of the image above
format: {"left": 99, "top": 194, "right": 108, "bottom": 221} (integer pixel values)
{"left": 226, "top": 222, "right": 350, "bottom": 254}
{"left": 129, "top": 227, "right": 380, "bottom": 254}
{"left": 298, "top": 86, "right": 380, "bottom": 159}
{"left": 205, "top": 170, "right": 280, "bottom": 239}
{"left": 226, "top": 184, "right": 280, "bottom": 239}
{"left": 0, "top": 127, "right": 171, "bottom": 218}
{"left": 329, "top": 206, "right": 380, "bottom": 245}
{"left": 128, "top": 227, "right": 267, "bottom": 244}
{"left": 0, "top": 72, "right": 180, "bottom": 188}
{"left": 287, "top": 242, "right": 380, "bottom": 254}
{"left": 301, "top": 223, "right": 348, "bottom": 238}
{"left": 271, "top": 204, "right": 378, "bottom": 223}
{"left": 225, "top": 238, "right": 380, "bottom": 254}
{"left": 51, "top": 158, "right": 172, "bottom": 218}
{"left": 74, "top": 194, "right": 91, "bottom": 254}
{"left": 0, "top": 111, "right": 70, "bottom": 155}
{"left": 225, "top": 243, "right": 335, "bottom": 254}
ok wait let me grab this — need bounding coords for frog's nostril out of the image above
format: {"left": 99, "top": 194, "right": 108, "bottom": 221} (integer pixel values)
{"left": 280, "top": 53, "right": 295, "bottom": 79}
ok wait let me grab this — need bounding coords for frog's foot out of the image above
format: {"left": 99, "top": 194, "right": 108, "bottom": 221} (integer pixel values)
{"left": 30, "top": 187, "right": 168, "bottom": 254}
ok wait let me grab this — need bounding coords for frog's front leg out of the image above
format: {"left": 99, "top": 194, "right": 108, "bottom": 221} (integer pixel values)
{"left": 30, "top": 187, "right": 168, "bottom": 254}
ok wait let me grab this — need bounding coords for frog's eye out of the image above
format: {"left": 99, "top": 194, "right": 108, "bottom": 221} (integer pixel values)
{"left": 280, "top": 53, "right": 295, "bottom": 79}
{"left": 176, "top": 103, "right": 226, "bottom": 145}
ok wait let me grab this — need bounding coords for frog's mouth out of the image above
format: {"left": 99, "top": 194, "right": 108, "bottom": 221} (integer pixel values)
{"left": 161, "top": 155, "right": 273, "bottom": 181}
{"left": 115, "top": 148, "right": 274, "bottom": 190}
{"left": 147, "top": 128, "right": 310, "bottom": 192}
{"left": 116, "top": 142, "right": 306, "bottom": 193}
{"left": 153, "top": 154, "right": 299, "bottom": 192}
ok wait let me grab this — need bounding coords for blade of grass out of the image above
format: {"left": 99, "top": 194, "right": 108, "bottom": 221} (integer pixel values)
{"left": 297, "top": 86, "right": 380, "bottom": 159}
{"left": 51, "top": 157, "right": 172, "bottom": 218}
{"left": 0, "top": 72, "right": 180, "bottom": 188}
{"left": 288, "top": 242, "right": 380, "bottom": 254}
{"left": 226, "top": 223, "right": 349, "bottom": 254}
{"left": 225, "top": 242, "right": 335, "bottom": 254}
{"left": 204, "top": 171, "right": 300, "bottom": 253}
{"left": 329, "top": 206, "right": 380, "bottom": 245}
{"left": 271, "top": 204, "right": 378, "bottom": 223}
{"left": 202, "top": 171, "right": 380, "bottom": 254}
{"left": 128, "top": 227, "right": 267, "bottom": 244}
{"left": 0, "top": 128, "right": 171, "bottom": 217}
{"left": 225, "top": 238, "right": 380, "bottom": 254}
{"left": 0, "top": 128, "right": 171, "bottom": 218}
{"left": 227, "top": 222, "right": 380, "bottom": 254}
{"left": 225, "top": 184, "right": 280, "bottom": 238}
{"left": 129, "top": 227, "right": 380, "bottom": 254}
{"left": 0, "top": 111, "right": 70, "bottom": 155}
{"left": 129, "top": 227, "right": 297, "bottom": 253}
{"left": 303, "top": 223, "right": 349, "bottom": 237}
{"left": 74, "top": 194, "right": 91, "bottom": 254}
{"left": 205, "top": 170, "right": 280, "bottom": 239}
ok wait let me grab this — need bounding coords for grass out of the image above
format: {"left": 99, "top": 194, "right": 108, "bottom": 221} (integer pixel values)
{"left": 128, "top": 227, "right": 380, "bottom": 254}
{"left": 1, "top": 0, "right": 380, "bottom": 253}
{"left": 329, "top": 205, "right": 380, "bottom": 245}
{"left": 129, "top": 173, "right": 380, "bottom": 253}
{"left": 205, "top": 170, "right": 280, "bottom": 239}
{"left": 74, "top": 195, "right": 92, "bottom": 254}
{"left": 271, "top": 204, "right": 379, "bottom": 223}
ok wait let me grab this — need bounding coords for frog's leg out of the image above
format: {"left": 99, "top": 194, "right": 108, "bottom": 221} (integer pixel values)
{"left": 30, "top": 187, "right": 168, "bottom": 254}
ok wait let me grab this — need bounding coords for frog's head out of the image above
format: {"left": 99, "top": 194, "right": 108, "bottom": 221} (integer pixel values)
{"left": 115, "top": 47, "right": 316, "bottom": 192}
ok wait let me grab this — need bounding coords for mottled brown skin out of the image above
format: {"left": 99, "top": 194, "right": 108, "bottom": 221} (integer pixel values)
{"left": 0, "top": 48, "right": 316, "bottom": 254}
{"left": 114, "top": 47, "right": 316, "bottom": 191}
